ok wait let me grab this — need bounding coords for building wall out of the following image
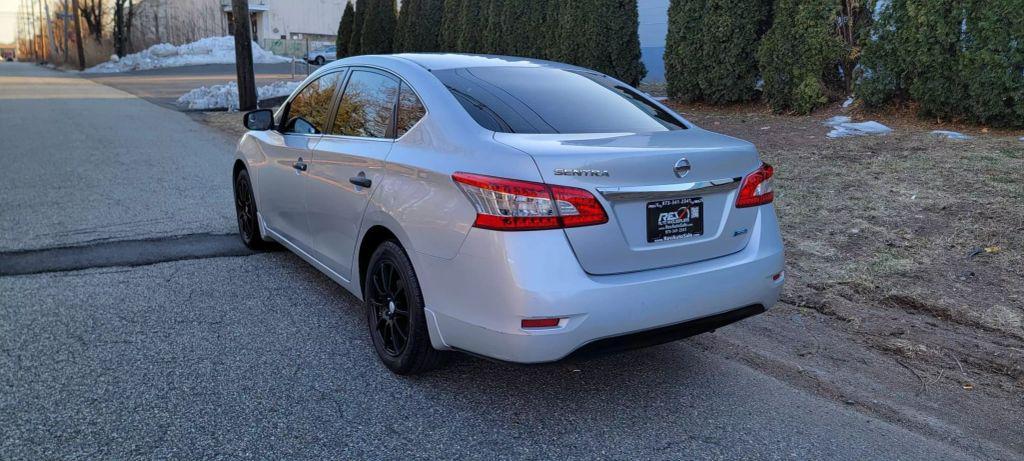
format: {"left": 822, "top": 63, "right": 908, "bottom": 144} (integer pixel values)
{"left": 129, "top": 0, "right": 345, "bottom": 53}
{"left": 258, "top": 0, "right": 346, "bottom": 41}
{"left": 638, "top": 0, "right": 669, "bottom": 82}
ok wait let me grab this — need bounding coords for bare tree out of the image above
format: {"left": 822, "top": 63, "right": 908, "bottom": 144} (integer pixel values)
{"left": 113, "top": 0, "right": 135, "bottom": 56}
{"left": 78, "top": 0, "right": 103, "bottom": 42}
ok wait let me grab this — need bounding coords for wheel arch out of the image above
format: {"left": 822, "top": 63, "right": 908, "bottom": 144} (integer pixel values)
{"left": 232, "top": 159, "right": 247, "bottom": 178}
{"left": 358, "top": 225, "right": 402, "bottom": 297}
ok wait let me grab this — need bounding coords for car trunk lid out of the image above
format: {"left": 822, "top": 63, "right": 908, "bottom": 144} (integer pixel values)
{"left": 495, "top": 129, "right": 763, "bottom": 275}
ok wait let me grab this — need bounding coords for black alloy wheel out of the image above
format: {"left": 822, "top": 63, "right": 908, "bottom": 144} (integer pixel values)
{"left": 364, "top": 240, "right": 446, "bottom": 374}
{"left": 234, "top": 169, "right": 272, "bottom": 251}
{"left": 368, "top": 259, "right": 410, "bottom": 357}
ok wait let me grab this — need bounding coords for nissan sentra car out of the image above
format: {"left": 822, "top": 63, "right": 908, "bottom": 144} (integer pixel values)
{"left": 233, "top": 54, "right": 785, "bottom": 374}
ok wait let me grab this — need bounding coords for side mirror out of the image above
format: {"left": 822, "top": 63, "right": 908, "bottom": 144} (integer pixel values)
{"left": 243, "top": 109, "right": 274, "bottom": 131}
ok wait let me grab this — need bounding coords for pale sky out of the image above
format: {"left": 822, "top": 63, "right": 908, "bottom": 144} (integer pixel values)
{"left": 0, "top": 0, "right": 20, "bottom": 44}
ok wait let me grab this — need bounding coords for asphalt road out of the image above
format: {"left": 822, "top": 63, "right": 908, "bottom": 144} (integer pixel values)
{"left": 0, "top": 64, "right": 236, "bottom": 251}
{"left": 82, "top": 63, "right": 313, "bottom": 109}
{"left": 0, "top": 62, "right": 978, "bottom": 459}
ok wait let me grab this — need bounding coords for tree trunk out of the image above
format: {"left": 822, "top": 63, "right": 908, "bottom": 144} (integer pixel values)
{"left": 231, "top": 0, "right": 257, "bottom": 111}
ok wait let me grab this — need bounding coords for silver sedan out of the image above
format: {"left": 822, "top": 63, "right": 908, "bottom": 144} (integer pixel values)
{"left": 234, "top": 54, "right": 785, "bottom": 374}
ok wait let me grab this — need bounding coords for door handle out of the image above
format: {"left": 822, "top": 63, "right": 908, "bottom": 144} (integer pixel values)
{"left": 349, "top": 176, "right": 372, "bottom": 188}
{"left": 292, "top": 159, "right": 307, "bottom": 172}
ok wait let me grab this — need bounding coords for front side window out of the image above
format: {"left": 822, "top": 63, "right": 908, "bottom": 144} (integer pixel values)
{"left": 434, "top": 66, "right": 687, "bottom": 134}
{"left": 396, "top": 83, "right": 426, "bottom": 137}
{"left": 284, "top": 72, "right": 342, "bottom": 135}
{"left": 332, "top": 70, "right": 400, "bottom": 138}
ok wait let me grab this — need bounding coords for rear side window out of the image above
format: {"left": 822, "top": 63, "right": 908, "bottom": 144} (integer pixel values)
{"left": 284, "top": 72, "right": 342, "bottom": 134}
{"left": 396, "top": 83, "right": 426, "bottom": 137}
{"left": 434, "top": 67, "right": 686, "bottom": 134}
{"left": 332, "top": 70, "right": 399, "bottom": 138}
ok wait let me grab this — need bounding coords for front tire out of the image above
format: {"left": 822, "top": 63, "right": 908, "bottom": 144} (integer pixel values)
{"left": 314, "top": 56, "right": 325, "bottom": 66}
{"left": 233, "top": 169, "right": 273, "bottom": 251}
{"left": 364, "top": 240, "right": 446, "bottom": 374}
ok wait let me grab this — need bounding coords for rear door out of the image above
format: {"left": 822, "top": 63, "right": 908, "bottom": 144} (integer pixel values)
{"left": 259, "top": 71, "right": 344, "bottom": 247}
{"left": 305, "top": 68, "right": 411, "bottom": 279}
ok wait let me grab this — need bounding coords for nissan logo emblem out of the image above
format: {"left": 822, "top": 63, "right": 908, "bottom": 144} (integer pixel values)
{"left": 673, "top": 158, "right": 691, "bottom": 178}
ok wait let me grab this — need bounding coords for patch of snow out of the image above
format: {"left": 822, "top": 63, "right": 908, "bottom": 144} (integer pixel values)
{"left": 824, "top": 115, "right": 852, "bottom": 126}
{"left": 1019, "top": 136, "right": 1024, "bottom": 142}
{"left": 85, "top": 36, "right": 289, "bottom": 73}
{"left": 842, "top": 96, "right": 854, "bottom": 108}
{"left": 176, "top": 80, "right": 300, "bottom": 111}
{"left": 930, "top": 130, "right": 972, "bottom": 140}
{"left": 826, "top": 119, "right": 892, "bottom": 138}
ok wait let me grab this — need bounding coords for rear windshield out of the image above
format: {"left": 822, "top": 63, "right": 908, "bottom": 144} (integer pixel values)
{"left": 433, "top": 66, "right": 686, "bottom": 134}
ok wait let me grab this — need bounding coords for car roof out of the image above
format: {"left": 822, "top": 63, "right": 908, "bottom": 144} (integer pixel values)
{"left": 389, "top": 53, "right": 589, "bottom": 72}
{"left": 319, "top": 54, "right": 599, "bottom": 84}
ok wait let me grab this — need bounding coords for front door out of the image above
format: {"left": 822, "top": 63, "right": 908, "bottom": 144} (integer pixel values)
{"left": 259, "top": 71, "right": 344, "bottom": 247}
{"left": 306, "top": 69, "right": 402, "bottom": 279}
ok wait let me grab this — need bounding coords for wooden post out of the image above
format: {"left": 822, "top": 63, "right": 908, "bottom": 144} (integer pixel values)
{"left": 231, "top": 0, "right": 258, "bottom": 111}
{"left": 70, "top": 0, "right": 85, "bottom": 70}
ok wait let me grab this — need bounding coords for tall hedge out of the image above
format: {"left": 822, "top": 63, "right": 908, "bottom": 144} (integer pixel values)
{"left": 439, "top": 0, "right": 462, "bottom": 50}
{"left": 961, "top": 0, "right": 1024, "bottom": 126}
{"left": 348, "top": 0, "right": 365, "bottom": 55}
{"left": 757, "top": 0, "right": 845, "bottom": 114}
{"left": 359, "top": 0, "right": 397, "bottom": 55}
{"left": 457, "top": 0, "right": 488, "bottom": 53}
{"left": 554, "top": 0, "right": 646, "bottom": 86}
{"left": 336, "top": 2, "right": 356, "bottom": 58}
{"left": 395, "top": 0, "right": 444, "bottom": 52}
{"left": 858, "top": 0, "right": 1023, "bottom": 127}
{"left": 350, "top": 0, "right": 647, "bottom": 85}
{"left": 664, "top": 0, "right": 770, "bottom": 104}
{"left": 487, "top": 0, "right": 551, "bottom": 57}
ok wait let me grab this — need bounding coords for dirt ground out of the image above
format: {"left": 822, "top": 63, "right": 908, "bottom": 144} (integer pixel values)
{"left": 196, "top": 103, "right": 1024, "bottom": 458}
{"left": 670, "top": 101, "right": 1024, "bottom": 458}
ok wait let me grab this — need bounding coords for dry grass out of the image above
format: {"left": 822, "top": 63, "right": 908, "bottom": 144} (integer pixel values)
{"left": 671, "top": 102, "right": 1024, "bottom": 388}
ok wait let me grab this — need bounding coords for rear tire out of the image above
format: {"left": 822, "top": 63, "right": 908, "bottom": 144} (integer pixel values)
{"left": 314, "top": 56, "right": 325, "bottom": 66}
{"left": 233, "top": 169, "right": 273, "bottom": 251}
{"left": 364, "top": 240, "right": 447, "bottom": 375}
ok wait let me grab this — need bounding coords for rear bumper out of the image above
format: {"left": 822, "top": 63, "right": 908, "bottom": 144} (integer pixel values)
{"left": 565, "top": 304, "right": 765, "bottom": 360}
{"left": 415, "top": 207, "right": 784, "bottom": 364}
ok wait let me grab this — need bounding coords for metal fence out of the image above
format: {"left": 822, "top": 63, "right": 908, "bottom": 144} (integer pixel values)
{"left": 260, "top": 38, "right": 333, "bottom": 58}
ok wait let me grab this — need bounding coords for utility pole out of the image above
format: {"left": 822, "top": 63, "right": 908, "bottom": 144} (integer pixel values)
{"left": 71, "top": 0, "right": 85, "bottom": 70}
{"left": 231, "top": 0, "right": 258, "bottom": 111}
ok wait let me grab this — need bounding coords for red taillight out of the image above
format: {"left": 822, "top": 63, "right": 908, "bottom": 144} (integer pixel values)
{"left": 453, "top": 172, "right": 608, "bottom": 231}
{"left": 736, "top": 163, "right": 775, "bottom": 208}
